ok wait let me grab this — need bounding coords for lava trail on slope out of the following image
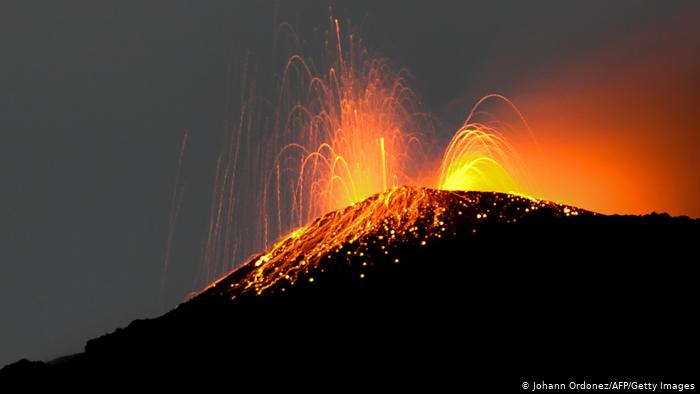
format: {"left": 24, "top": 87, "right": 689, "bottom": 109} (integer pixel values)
{"left": 195, "top": 186, "right": 589, "bottom": 302}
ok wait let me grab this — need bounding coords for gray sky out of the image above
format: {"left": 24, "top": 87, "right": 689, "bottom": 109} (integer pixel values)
{"left": 0, "top": 1, "right": 694, "bottom": 366}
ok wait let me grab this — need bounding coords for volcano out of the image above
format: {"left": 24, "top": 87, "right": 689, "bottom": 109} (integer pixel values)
{"left": 2, "top": 187, "right": 697, "bottom": 385}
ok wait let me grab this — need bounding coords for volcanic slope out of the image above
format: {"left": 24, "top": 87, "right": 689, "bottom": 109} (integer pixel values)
{"left": 197, "top": 186, "right": 591, "bottom": 302}
{"left": 2, "top": 186, "right": 697, "bottom": 384}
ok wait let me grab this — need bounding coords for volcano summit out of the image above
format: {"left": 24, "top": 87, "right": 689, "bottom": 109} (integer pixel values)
{"left": 2, "top": 187, "right": 697, "bottom": 385}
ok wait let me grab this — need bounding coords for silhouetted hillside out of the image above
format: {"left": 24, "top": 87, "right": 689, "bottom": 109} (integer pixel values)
{"left": 2, "top": 187, "right": 697, "bottom": 387}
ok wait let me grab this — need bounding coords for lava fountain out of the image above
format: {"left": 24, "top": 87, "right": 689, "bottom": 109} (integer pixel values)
{"left": 268, "top": 19, "right": 428, "bottom": 231}
{"left": 201, "top": 20, "right": 531, "bottom": 287}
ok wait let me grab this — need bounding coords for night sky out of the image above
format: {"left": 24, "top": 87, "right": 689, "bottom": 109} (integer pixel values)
{"left": 1, "top": 1, "right": 698, "bottom": 366}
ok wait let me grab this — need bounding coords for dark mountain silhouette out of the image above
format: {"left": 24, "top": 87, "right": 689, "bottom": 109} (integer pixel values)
{"left": 2, "top": 187, "right": 697, "bottom": 387}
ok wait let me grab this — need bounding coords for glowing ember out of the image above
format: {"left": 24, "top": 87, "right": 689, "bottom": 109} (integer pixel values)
{"left": 201, "top": 186, "right": 585, "bottom": 299}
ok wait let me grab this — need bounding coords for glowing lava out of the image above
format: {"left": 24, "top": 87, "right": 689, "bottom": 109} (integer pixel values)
{"left": 202, "top": 20, "right": 531, "bottom": 286}
{"left": 269, "top": 19, "right": 428, "bottom": 230}
{"left": 201, "top": 186, "right": 584, "bottom": 299}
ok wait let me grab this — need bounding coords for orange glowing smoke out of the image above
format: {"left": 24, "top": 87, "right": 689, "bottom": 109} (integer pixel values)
{"left": 507, "top": 9, "right": 700, "bottom": 217}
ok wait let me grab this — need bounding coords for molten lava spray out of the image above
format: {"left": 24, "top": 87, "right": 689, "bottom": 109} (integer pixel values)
{"left": 270, "top": 20, "right": 427, "bottom": 229}
{"left": 437, "top": 94, "right": 532, "bottom": 194}
{"left": 202, "top": 20, "right": 531, "bottom": 286}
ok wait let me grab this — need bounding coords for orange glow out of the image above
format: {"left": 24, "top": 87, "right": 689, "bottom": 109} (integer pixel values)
{"left": 508, "top": 10, "right": 700, "bottom": 217}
